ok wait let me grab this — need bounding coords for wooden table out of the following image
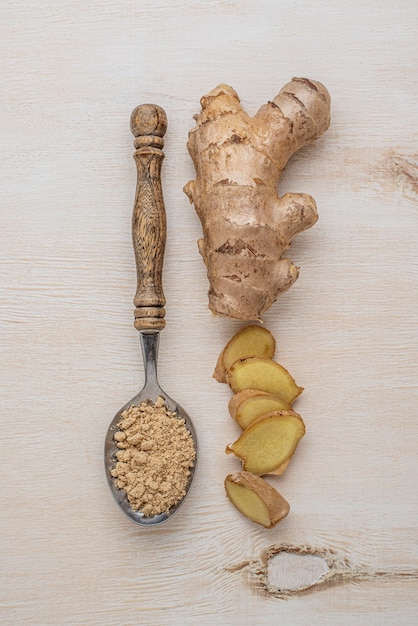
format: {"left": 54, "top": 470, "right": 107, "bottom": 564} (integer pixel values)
{"left": 1, "top": 1, "right": 417, "bottom": 624}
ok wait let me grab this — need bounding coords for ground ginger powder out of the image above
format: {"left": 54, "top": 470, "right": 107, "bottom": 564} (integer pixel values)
{"left": 111, "top": 397, "right": 196, "bottom": 516}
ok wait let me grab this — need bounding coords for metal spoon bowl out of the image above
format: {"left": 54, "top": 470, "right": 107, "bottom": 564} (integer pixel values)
{"left": 105, "top": 332, "right": 197, "bottom": 526}
{"left": 104, "top": 105, "right": 197, "bottom": 526}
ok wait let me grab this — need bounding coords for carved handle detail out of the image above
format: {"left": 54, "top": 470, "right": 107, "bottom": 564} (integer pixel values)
{"left": 130, "top": 104, "right": 168, "bottom": 331}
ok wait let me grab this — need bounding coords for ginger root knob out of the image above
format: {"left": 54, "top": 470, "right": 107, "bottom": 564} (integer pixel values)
{"left": 185, "top": 78, "right": 331, "bottom": 320}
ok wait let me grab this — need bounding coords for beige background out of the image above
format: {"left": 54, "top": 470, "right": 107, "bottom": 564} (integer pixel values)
{"left": 1, "top": 1, "right": 417, "bottom": 624}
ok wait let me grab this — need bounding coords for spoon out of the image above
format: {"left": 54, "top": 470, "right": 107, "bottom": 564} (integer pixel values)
{"left": 104, "top": 104, "right": 197, "bottom": 526}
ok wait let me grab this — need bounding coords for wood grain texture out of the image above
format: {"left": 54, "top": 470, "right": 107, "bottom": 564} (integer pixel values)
{"left": 0, "top": 1, "right": 417, "bottom": 625}
{"left": 131, "top": 104, "right": 167, "bottom": 330}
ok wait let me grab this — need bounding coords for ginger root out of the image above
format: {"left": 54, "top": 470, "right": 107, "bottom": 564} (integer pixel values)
{"left": 226, "top": 410, "right": 305, "bottom": 475}
{"left": 184, "top": 78, "right": 331, "bottom": 320}
{"left": 227, "top": 356, "right": 303, "bottom": 404}
{"left": 228, "top": 389, "right": 291, "bottom": 429}
{"left": 225, "top": 471, "right": 290, "bottom": 528}
{"left": 213, "top": 325, "right": 275, "bottom": 383}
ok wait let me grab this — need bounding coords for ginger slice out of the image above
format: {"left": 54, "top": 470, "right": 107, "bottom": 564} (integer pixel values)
{"left": 228, "top": 389, "right": 291, "bottom": 429}
{"left": 227, "top": 356, "right": 303, "bottom": 404}
{"left": 226, "top": 410, "right": 305, "bottom": 475}
{"left": 270, "top": 459, "right": 290, "bottom": 476}
{"left": 213, "top": 325, "right": 276, "bottom": 383}
{"left": 225, "top": 471, "right": 290, "bottom": 528}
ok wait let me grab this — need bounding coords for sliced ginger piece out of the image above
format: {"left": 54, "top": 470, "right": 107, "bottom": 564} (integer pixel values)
{"left": 228, "top": 389, "right": 291, "bottom": 429}
{"left": 270, "top": 459, "right": 290, "bottom": 476}
{"left": 227, "top": 356, "right": 303, "bottom": 404}
{"left": 213, "top": 325, "right": 276, "bottom": 383}
{"left": 225, "top": 471, "right": 290, "bottom": 528}
{"left": 226, "top": 410, "right": 305, "bottom": 475}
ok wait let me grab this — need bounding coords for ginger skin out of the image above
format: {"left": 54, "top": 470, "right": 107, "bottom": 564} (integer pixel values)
{"left": 213, "top": 324, "right": 276, "bottom": 383}
{"left": 226, "top": 410, "right": 306, "bottom": 475}
{"left": 227, "top": 356, "right": 303, "bottom": 404}
{"left": 225, "top": 471, "right": 290, "bottom": 528}
{"left": 184, "top": 78, "right": 331, "bottom": 320}
{"left": 228, "top": 389, "right": 291, "bottom": 429}
{"left": 225, "top": 411, "right": 305, "bottom": 476}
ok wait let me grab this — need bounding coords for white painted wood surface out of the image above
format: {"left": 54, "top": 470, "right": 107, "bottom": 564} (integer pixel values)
{"left": 1, "top": 1, "right": 417, "bottom": 624}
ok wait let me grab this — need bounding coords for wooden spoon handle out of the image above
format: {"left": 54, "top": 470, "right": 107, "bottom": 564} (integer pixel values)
{"left": 130, "top": 104, "right": 168, "bottom": 331}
